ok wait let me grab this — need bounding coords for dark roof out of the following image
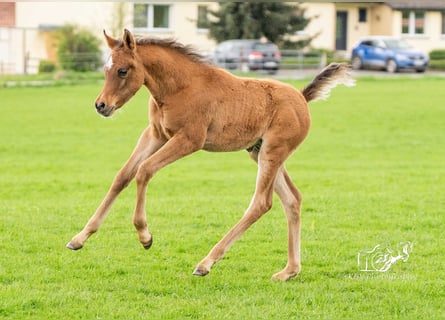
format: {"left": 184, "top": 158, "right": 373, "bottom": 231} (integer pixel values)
{"left": 385, "top": 1, "right": 445, "bottom": 10}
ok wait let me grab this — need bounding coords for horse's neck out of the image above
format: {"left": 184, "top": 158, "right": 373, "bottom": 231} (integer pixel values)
{"left": 139, "top": 45, "right": 196, "bottom": 102}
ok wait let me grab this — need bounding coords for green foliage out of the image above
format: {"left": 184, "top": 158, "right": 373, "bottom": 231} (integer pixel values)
{"left": 38, "top": 60, "right": 56, "bottom": 73}
{"left": 208, "top": 3, "right": 312, "bottom": 48}
{"left": 54, "top": 24, "right": 102, "bottom": 72}
{"left": 1, "top": 77, "right": 444, "bottom": 318}
{"left": 429, "top": 49, "right": 445, "bottom": 60}
{"left": 429, "top": 59, "right": 445, "bottom": 70}
{"left": 424, "top": 50, "right": 445, "bottom": 70}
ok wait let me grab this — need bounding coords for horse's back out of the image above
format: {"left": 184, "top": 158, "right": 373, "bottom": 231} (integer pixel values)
{"left": 201, "top": 68, "right": 311, "bottom": 152}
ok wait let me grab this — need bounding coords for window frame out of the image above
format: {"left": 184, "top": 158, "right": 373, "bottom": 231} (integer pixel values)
{"left": 133, "top": 3, "right": 172, "bottom": 32}
{"left": 401, "top": 10, "right": 426, "bottom": 36}
{"left": 358, "top": 8, "right": 367, "bottom": 23}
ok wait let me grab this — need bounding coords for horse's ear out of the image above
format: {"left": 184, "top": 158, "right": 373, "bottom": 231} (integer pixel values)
{"left": 103, "top": 30, "right": 118, "bottom": 49}
{"left": 123, "top": 29, "right": 136, "bottom": 51}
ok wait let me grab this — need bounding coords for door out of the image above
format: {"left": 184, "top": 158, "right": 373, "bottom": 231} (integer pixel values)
{"left": 336, "top": 11, "right": 348, "bottom": 51}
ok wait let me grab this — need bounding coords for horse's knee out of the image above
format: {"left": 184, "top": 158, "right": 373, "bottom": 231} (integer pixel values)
{"left": 254, "top": 197, "right": 273, "bottom": 215}
{"left": 263, "top": 197, "right": 273, "bottom": 213}
{"left": 135, "top": 167, "right": 154, "bottom": 186}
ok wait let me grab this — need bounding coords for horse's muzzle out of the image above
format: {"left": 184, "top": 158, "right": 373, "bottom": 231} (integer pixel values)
{"left": 95, "top": 101, "right": 115, "bottom": 117}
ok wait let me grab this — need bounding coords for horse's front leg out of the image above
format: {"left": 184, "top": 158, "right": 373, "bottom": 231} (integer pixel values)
{"left": 66, "top": 126, "right": 165, "bottom": 250}
{"left": 132, "top": 131, "right": 203, "bottom": 248}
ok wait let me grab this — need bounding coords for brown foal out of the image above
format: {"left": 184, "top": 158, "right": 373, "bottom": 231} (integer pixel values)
{"left": 67, "top": 29, "right": 354, "bottom": 280}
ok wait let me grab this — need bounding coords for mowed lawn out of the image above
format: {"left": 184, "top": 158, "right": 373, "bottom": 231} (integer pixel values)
{"left": 0, "top": 76, "right": 444, "bottom": 319}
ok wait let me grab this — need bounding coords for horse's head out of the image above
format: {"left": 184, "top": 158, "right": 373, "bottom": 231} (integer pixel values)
{"left": 95, "top": 29, "right": 145, "bottom": 117}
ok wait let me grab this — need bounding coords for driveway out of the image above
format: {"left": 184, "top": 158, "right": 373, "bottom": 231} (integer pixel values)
{"left": 271, "top": 68, "right": 445, "bottom": 80}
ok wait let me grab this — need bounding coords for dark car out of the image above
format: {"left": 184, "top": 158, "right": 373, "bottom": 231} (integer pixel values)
{"left": 213, "top": 39, "right": 281, "bottom": 74}
{"left": 351, "top": 36, "right": 428, "bottom": 73}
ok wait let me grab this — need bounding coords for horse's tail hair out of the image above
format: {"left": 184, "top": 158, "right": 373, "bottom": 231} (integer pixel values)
{"left": 302, "top": 63, "right": 355, "bottom": 103}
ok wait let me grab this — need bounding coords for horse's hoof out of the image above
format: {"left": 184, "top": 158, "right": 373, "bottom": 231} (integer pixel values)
{"left": 192, "top": 267, "right": 209, "bottom": 277}
{"left": 142, "top": 238, "right": 153, "bottom": 250}
{"left": 66, "top": 241, "right": 83, "bottom": 250}
{"left": 271, "top": 270, "right": 299, "bottom": 281}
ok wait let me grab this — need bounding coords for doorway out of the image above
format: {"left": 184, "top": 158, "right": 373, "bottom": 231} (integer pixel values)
{"left": 336, "top": 11, "right": 348, "bottom": 50}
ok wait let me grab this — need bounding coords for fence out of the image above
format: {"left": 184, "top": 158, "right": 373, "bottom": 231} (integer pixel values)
{"left": 280, "top": 50, "right": 326, "bottom": 70}
{"left": 0, "top": 27, "right": 46, "bottom": 75}
{"left": 211, "top": 49, "right": 326, "bottom": 73}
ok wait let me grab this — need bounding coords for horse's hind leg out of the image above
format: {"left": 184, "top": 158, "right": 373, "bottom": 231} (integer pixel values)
{"left": 271, "top": 167, "right": 302, "bottom": 280}
{"left": 67, "top": 126, "right": 165, "bottom": 250}
{"left": 193, "top": 140, "right": 287, "bottom": 277}
{"left": 248, "top": 151, "right": 302, "bottom": 280}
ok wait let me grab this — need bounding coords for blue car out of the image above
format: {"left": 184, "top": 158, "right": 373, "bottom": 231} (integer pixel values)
{"left": 351, "top": 36, "right": 428, "bottom": 73}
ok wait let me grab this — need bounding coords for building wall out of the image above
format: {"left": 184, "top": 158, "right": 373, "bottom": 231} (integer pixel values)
{"left": 4, "top": 2, "right": 445, "bottom": 74}
{"left": 15, "top": 2, "right": 114, "bottom": 31}
{"left": 301, "top": 3, "right": 336, "bottom": 50}
{"left": 129, "top": 2, "right": 217, "bottom": 50}
{"left": 9, "top": 2, "right": 217, "bottom": 73}
{"left": 389, "top": 10, "right": 445, "bottom": 52}
{"left": 304, "top": 3, "right": 445, "bottom": 55}
{"left": 370, "top": 5, "right": 394, "bottom": 35}
{"left": 0, "top": 2, "right": 15, "bottom": 27}
{"left": 336, "top": 3, "right": 372, "bottom": 51}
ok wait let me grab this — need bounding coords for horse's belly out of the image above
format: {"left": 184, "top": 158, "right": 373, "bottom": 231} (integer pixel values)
{"left": 203, "top": 126, "right": 262, "bottom": 152}
{"left": 203, "top": 140, "right": 257, "bottom": 152}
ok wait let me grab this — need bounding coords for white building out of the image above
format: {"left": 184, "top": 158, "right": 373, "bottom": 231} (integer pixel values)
{"left": 1, "top": 2, "right": 445, "bottom": 74}
{"left": 0, "top": 2, "right": 217, "bottom": 74}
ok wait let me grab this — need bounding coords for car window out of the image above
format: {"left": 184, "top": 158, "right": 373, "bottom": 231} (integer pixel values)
{"left": 373, "top": 40, "right": 386, "bottom": 48}
{"left": 234, "top": 42, "right": 247, "bottom": 50}
{"left": 253, "top": 43, "right": 278, "bottom": 51}
{"left": 383, "top": 39, "right": 412, "bottom": 50}
{"left": 361, "top": 40, "right": 373, "bottom": 46}
{"left": 217, "top": 42, "right": 230, "bottom": 51}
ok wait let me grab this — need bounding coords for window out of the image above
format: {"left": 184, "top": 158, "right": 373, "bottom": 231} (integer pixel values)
{"left": 402, "top": 10, "right": 425, "bottom": 35}
{"left": 197, "top": 5, "right": 209, "bottom": 29}
{"left": 358, "top": 8, "right": 367, "bottom": 23}
{"left": 134, "top": 4, "right": 170, "bottom": 30}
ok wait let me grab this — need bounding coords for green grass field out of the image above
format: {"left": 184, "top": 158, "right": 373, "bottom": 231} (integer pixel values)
{"left": 1, "top": 76, "right": 444, "bottom": 319}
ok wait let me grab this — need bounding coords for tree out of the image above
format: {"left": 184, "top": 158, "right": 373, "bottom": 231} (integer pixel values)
{"left": 54, "top": 24, "right": 102, "bottom": 72}
{"left": 208, "top": 3, "right": 313, "bottom": 49}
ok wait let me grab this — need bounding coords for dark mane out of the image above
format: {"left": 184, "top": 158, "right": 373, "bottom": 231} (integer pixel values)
{"left": 131, "top": 36, "right": 210, "bottom": 64}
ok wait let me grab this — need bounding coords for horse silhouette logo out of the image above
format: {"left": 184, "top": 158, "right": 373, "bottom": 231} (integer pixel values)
{"left": 357, "top": 241, "right": 413, "bottom": 272}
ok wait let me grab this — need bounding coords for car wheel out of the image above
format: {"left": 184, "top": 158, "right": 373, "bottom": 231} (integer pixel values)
{"left": 351, "top": 56, "right": 363, "bottom": 70}
{"left": 416, "top": 68, "right": 426, "bottom": 73}
{"left": 386, "top": 59, "right": 398, "bottom": 73}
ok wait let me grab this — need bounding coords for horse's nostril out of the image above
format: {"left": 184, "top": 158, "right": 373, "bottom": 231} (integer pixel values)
{"left": 95, "top": 102, "right": 106, "bottom": 111}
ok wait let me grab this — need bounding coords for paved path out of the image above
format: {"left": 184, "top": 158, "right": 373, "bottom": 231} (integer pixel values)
{"left": 271, "top": 68, "right": 445, "bottom": 80}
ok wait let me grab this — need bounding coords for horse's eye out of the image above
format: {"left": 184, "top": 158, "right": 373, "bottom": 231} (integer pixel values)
{"left": 118, "top": 69, "right": 128, "bottom": 78}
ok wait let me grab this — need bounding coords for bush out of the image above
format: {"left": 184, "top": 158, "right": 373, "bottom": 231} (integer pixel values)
{"left": 54, "top": 24, "right": 102, "bottom": 72}
{"left": 429, "top": 59, "right": 445, "bottom": 70}
{"left": 429, "top": 49, "right": 445, "bottom": 60}
{"left": 38, "top": 60, "right": 56, "bottom": 73}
